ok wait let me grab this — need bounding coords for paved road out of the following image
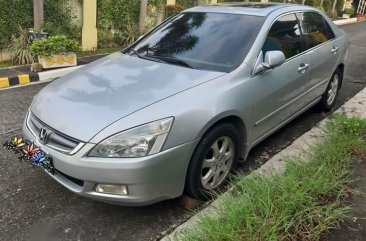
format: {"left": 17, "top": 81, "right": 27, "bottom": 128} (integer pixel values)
{"left": 0, "top": 22, "right": 366, "bottom": 241}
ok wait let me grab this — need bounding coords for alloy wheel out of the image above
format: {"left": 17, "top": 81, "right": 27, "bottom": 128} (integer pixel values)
{"left": 327, "top": 74, "right": 339, "bottom": 106}
{"left": 201, "top": 136, "right": 235, "bottom": 190}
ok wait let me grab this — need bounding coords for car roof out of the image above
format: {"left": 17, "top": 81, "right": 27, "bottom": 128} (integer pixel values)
{"left": 183, "top": 3, "right": 314, "bottom": 17}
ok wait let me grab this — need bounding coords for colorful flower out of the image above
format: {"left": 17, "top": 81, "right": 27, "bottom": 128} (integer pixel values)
{"left": 22, "top": 144, "right": 40, "bottom": 160}
{"left": 30, "top": 151, "right": 46, "bottom": 167}
{"left": 11, "top": 137, "right": 26, "bottom": 148}
{"left": 3, "top": 136, "right": 54, "bottom": 173}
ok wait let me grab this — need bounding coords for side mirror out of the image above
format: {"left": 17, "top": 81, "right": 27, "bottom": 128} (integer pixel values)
{"left": 254, "top": 50, "right": 286, "bottom": 74}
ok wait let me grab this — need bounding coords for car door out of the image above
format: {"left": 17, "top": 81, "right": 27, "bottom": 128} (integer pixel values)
{"left": 297, "top": 11, "right": 340, "bottom": 102}
{"left": 251, "top": 13, "right": 311, "bottom": 143}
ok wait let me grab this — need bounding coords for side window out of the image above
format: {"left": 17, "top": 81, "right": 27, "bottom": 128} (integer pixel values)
{"left": 298, "top": 12, "right": 331, "bottom": 49}
{"left": 262, "top": 14, "right": 303, "bottom": 59}
{"left": 323, "top": 19, "right": 335, "bottom": 39}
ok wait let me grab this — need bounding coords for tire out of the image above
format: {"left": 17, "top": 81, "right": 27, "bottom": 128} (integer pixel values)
{"left": 185, "top": 123, "right": 240, "bottom": 200}
{"left": 317, "top": 68, "right": 342, "bottom": 111}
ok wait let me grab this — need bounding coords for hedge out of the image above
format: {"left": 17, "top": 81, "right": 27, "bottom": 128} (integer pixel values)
{"left": 0, "top": 0, "right": 80, "bottom": 50}
{"left": 97, "top": 0, "right": 164, "bottom": 48}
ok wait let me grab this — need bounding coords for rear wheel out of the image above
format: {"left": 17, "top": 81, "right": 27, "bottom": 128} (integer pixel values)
{"left": 317, "top": 68, "right": 341, "bottom": 111}
{"left": 185, "top": 123, "right": 240, "bottom": 200}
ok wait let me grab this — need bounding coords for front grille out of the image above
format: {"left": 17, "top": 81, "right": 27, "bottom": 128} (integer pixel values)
{"left": 27, "top": 112, "right": 84, "bottom": 155}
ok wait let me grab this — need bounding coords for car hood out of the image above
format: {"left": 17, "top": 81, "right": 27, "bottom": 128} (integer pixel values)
{"left": 31, "top": 52, "right": 225, "bottom": 142}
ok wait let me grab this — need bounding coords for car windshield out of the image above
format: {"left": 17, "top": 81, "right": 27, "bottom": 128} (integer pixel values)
{"left": 127, "top": 12, "right": 265, "bottom": 72}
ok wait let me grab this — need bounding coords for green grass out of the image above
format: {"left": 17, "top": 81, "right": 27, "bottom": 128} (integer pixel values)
{"left": 0, "top": 60, "right": 13, "bottom": 68}
{"left": 179, "top": 115, "right": 366, "bottom": 241}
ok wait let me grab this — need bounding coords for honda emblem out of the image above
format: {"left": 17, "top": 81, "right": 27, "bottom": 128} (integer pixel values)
{"left": 39, "top": 128, "right": 49, "bottom": 143}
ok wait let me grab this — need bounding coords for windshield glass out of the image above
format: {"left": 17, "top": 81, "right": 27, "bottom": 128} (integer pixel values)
{"left": 128, "top": 12, "right": 265, "bottom": 72}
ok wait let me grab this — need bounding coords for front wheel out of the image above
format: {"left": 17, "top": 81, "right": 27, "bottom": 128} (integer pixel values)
{"left": 317, "top": 68, "right": 341, "bottom": 111}
{"left": 185, "top": 123, "right": 240, "bottom": 200}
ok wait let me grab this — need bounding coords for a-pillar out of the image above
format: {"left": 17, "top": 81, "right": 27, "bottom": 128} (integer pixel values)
{"left": 82, "top": 0, "right": 98, "bottom": 51}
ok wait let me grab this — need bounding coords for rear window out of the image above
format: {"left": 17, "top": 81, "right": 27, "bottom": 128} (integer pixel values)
{"left": 129, "top": 13, "right": 265, "bottom": 72}
{"left": 297, "top": 12, "right": 332, "bottom": 49}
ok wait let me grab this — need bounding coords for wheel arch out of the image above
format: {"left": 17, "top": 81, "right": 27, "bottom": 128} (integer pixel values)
{"left": 337, "top": 63, "right": 344, "bottom": 88}
{"left": 196, "top": 114, "right": 249, "bottom": 160}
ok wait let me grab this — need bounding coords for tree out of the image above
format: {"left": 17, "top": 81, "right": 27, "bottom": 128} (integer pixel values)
{"left": 34, "top": 0, "right": 44, "bottom": 29}
{"left": 301, "top": 0, "right": 306, "bottom": 5}
{"left": 331, "top": 0, "right": 338, "bottom": 17}
{"left": 320, "top": 0, "right": 324, "bottom": 7}
{"left": 196, "top": 0, "right": 204, "bottom": 5}
{"left": 139, "top": 0, "right": 148, "bottom": 34}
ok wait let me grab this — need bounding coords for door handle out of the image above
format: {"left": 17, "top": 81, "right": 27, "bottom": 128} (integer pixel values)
{"left": 331, "top": 46, "right": 339, "bottom": 54}
{"left": 298, "top": 63, "right": 309, "bottom": 73}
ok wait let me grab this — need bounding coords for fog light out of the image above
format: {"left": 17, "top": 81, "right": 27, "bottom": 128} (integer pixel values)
{"left": 95, "top": 184, "right": 128, "bottom": 196}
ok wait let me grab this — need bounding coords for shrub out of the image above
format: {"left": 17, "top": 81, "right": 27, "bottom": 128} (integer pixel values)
{"left": 8, "top": 27, "right": 35, "bottom": 65}
{"left": 0, "top": 0, "right": 33, "bottom": 49}
{"left": 119, "top": 23, "right": 139, "bottom": 46}
{"left": 176, "top": 0, "right": 195, "bottom": 8}
{"left": 43, "top": 0, "right": 81, "bottom": 41}
{"left": 97, "top": 0, "right": 165, "bottom": 47}
{"left": 0, "top": 0, "right": 80, "bottom": 50}
{"left": 344, "top": 7, "right": 355, "bottom": 16}
{"left": 166, "top": 5, "right": 184, "bottom": 17}
{"left": 30, "top": 35, "right": 80, "bottom": 57}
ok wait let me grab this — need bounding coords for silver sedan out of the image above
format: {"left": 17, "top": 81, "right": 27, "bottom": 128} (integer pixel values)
{"left": 23, "top": 3, "right": 349, "bottom": 205}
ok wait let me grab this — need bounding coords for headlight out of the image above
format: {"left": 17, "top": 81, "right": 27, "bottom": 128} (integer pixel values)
{"left": 88, "top": 117, "right": 174, "bottom": 158}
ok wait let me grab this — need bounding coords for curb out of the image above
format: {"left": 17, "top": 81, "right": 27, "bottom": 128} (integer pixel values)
{"left": 161, "top": 87, "right": 366, "bottom": 240}
{"left": 334, "top": 17, "right": 358, "bottom": 25}
{"left": 0, "top": 73, "right": 40, "bottom": 89}
{"left": 0, "top": 66, "right": 83, "bottom": 90}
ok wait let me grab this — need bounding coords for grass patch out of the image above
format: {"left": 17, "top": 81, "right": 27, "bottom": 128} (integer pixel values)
{"left": 179, "top": 115, "right": 366, "bottom": 241}
{"left": 0, "top": 60, "right": 13, "bottom": 68}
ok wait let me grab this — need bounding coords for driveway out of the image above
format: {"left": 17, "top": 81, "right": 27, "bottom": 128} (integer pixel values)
{"left": 0, "top": 21, "right": 365, "bottom": 241}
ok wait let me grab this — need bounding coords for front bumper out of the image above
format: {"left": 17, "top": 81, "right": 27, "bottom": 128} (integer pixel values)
{"left": 23, "top": 122, "right": 198, "bottom": 206}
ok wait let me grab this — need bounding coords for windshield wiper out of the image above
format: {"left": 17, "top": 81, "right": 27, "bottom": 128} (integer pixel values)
{"left": 151, "top": 56, "right": 194, "bottom": 69}
{"left": 128, "top": 49, "right": 163, "bottom": 63}
{"left": 128, "top": 50, "right": 194, "bottom": 69}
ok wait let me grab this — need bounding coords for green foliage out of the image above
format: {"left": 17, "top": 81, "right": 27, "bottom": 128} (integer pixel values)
{"left": 97, "top": 0, "right": 164, "bottom": 47}
{"left": 166, "top": 5, "right": 185, "bottom": 17}
{"left": 336, "top": 0, "right": 346, "bottom": 16}
{"left": 179, "top": 115, "right": 366, "bottom": 241}
{"left": 119, "top": 23, "right": 139, "bottom": 46}
{"left": 8, "top": 26, "right": 35, "bottom": 65}
{"left": 0, "top": 0, "right": 80, "bottom": 50}
{"left": 44, "top": 0, "right": 81, "bottom": 41}
{"left": 176, "top": 0, "right": 195, "bottom": 8}
{"left": 30, "top": 35, "right": 80, "bottom": 57}
{"left": 0, "top": 0, "right": 33, "bottom": 49}
{"left": 97, "top": 29, "right": 118, "bottom": 48}
{"left": 97, "top": 0, "right": 140, "bottom": 32}
{"left": 344, "top": 7, "right": 355, "bottom": 16}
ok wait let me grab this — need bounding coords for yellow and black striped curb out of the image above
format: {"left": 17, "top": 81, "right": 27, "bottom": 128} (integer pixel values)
{"left": 0, "top": 74, "right": 40, "bottom": 89}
